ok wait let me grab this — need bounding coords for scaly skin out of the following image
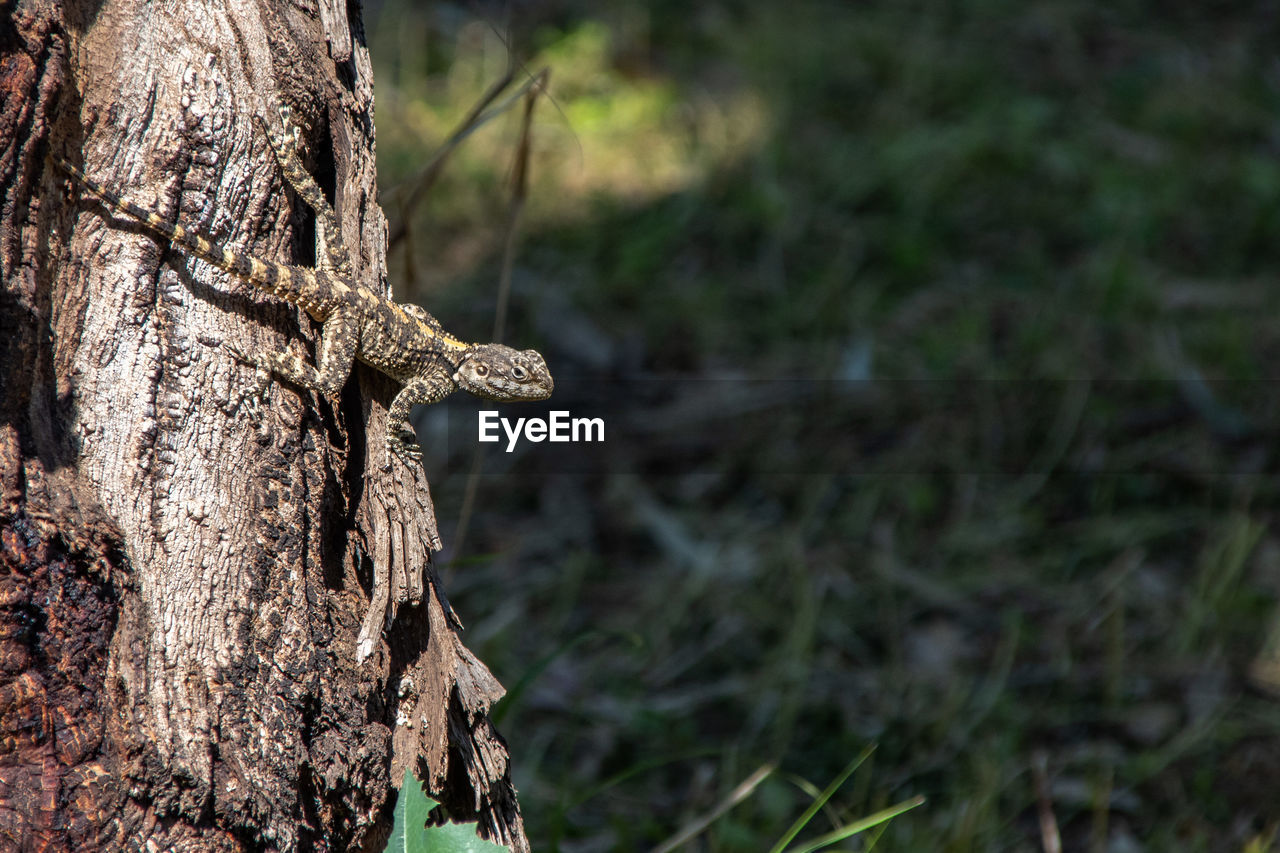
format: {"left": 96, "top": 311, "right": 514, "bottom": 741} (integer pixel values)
{"left": 56, "top": 105, "right": 553, "bottom": 462}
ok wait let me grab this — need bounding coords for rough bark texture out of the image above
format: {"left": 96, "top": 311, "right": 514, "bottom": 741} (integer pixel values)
{"left": 0, "top": 1, "right": 527, "bottom": 850}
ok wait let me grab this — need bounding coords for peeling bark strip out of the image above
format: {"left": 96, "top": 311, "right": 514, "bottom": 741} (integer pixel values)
{"left": 1, "top": 1, "right": 527, "bottom": 850}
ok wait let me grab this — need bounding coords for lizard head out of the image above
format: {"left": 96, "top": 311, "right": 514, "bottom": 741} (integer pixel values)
{"left": 454, "top": 344, "right": 554, "bottom": 402}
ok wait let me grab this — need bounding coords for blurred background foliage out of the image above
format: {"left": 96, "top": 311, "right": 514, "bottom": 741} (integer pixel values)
{"left": 367, "top": 1, "right": 1280, "bottom": 849}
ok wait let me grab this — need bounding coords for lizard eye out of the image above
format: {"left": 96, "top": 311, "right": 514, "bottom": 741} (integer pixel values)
{"left": 511, "top": 366, "right": 527, "bottom": 381}
{"left": 474, "top": 362, "right": 489, "bottom": 377}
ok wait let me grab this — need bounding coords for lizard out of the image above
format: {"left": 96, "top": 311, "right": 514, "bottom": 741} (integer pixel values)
{"left": 54, "top": 105, "right": 553, "bottom": 463}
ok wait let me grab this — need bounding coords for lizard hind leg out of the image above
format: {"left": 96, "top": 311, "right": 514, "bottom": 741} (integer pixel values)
{"left": 262, "top": 104, "right": 356, "bottom": 279}
{"left": 228, "top": 306, "right": 361, "bottom": 421}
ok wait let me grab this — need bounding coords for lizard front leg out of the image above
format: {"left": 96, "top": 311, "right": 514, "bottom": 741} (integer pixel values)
{"left": 386, "top": 367, "right": 456, "bottom": 463}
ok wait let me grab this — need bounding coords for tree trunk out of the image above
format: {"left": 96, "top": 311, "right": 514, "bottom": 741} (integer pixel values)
{"left": 0, "top": 1, "right": 527, "bottom": 850}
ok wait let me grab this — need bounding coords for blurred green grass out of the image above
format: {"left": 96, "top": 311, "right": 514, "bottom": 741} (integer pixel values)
{"left": 369, "top": 1, "right": 1280, "bottom": 850}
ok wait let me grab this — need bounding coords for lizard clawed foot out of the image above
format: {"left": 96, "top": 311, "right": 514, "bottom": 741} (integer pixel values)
{"left": 386, "top": 429, "right": 423, "bottom": 465}
{"left": 224, "top": 342, "right": 272, "bottom": 422}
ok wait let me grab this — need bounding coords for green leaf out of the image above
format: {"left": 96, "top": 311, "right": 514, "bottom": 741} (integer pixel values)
{"left": 766, "top": 745, "right": 876, "bottom": 853}
{"left": 384, "top": 769, "right": 511, "bottom": 853}
{"left": 419, "top": 817, "right": 512, "bottom": 853}
{"left": 783, "top": 796, "right": 926, "bottom": 853}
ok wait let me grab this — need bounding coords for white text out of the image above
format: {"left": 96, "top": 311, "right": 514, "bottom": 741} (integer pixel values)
{"left": 478, "top": 410, "right": 605, "bottom": 452}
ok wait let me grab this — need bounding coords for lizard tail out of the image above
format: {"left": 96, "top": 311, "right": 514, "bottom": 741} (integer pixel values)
{"left": 52, "top": 155, "right": 312, "bottom": 304}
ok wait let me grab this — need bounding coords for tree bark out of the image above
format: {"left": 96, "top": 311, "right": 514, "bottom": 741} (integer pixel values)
{"left": 0, "top": 1, "right": 527, "bottom": 850}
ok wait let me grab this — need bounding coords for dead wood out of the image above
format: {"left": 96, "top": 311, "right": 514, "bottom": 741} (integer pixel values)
{"left": 0, "top": 1, "right": 526, "bottom": 849}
